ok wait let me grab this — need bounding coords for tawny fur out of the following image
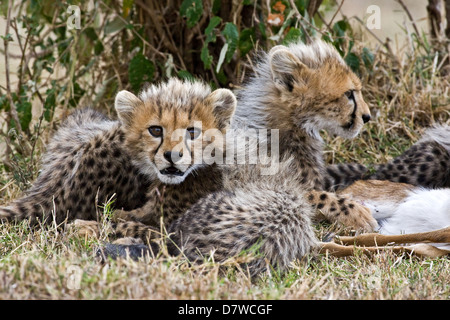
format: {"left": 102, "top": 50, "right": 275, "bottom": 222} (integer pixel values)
{"left": 338, "top": 180, "right": 450, "bottom": 251}
{"left": 167, "top": 158, "right": 318, "bottom": 275}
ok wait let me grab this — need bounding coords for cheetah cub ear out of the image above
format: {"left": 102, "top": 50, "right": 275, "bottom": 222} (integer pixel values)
{"left": 268, "top": 45, "right": 286, "bottom": 56}
{"left": 206, "top": 89, "right": 237, "bottom": 131}
{"left": 270, "top": 49, "right": 311, "bottom": 92}
{"left": 115, "top": 90, "right": 143, "bottom": 126}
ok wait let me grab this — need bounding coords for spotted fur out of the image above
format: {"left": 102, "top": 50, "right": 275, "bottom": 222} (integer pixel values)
{"left": 101, "top": 157, "right": 318, "bottom": 276}
{"left": 323, "top": 125, "right": 450, "bottom": 191}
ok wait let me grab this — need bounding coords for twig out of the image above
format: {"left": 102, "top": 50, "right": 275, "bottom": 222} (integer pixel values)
{"left": 3, "top": 0, "right": 25, "bottom": 138}
{"left": 328, "top": 0, "right": 345, "bottom": 27}
{"left": 133, "top": 0, "right": 176, "bottom": 59}
{"left": 288, "top": 0, "right": 313, "bottom": 43}
{"left": 352, "top": 16, "right": 397, "bottom": 60}
{"left": 395, "top": 0, "right": 426, "bottom": 48}
{"left": 29, "top": 113, "right": 44, "bottom": 172}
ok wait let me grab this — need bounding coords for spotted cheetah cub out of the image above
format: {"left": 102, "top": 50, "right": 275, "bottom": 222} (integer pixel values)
{"left": 232, "top": 40, "right": 376, "bottom": 231}
{"left": 0, "top": 79, "right": 235, "bottom": 227}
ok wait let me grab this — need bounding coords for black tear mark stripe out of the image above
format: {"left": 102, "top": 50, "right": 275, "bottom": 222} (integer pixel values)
{"left": 154, "top": 134, "right": 164, "bottom": 156}
{"left": 349, "top": 91, "right": 357, "bottom": 120}
{"left": 184, "top": 136, "right": 191, "bottom": 154}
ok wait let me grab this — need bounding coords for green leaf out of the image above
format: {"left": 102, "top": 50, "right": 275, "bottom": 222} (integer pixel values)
{"left": 44, "top": 86, "right": 56, "bottom": 122}
{"left": 104, "top": 16, "right": 127, "bottom": 34}
{"left": 212, "top": 0, "right": 221, "bottom": 15}
{"left": 82, "top": 27, "right": 98, "bottom": 41}
{"left": 222, "top": 22, "right": 238, "bottom": 63}
{"left": 201, "top": 46, "right": 213, "bottom": 69}
{"left": 0, "top": 94, "right": 7, "bottom": 111}
{"left": 177, "top": 70, "right": 196, "bottom": 82}
{"left": 239, "top": 28, "right": 255, "bottom": 57}
{"left": 215, "top": 68, "right": 228, "bottom": 85}
{"left": 258, "top": 20, "right": 267, "bottom": 40}
{"left": 16, "top": 101, "right": 32, "bottom": 131}
{"left": 361, "top": 47, "right": 374, "bottom": 68}
{"left": 1, "top": 33, "right": 13, "bottom": 42}
{"left": 128, "top": 53, "right": 155, "bottom": 92}
{"left": 332, "top": 20, "right": 351, "bottom": 55}
{"left": 180, "top": 0, "right": 203, "bottom": 28}
{"left": 205, "top": 16, "right": 222, "bottom": 42}
{"left": 333, "top": 20, "right": 349, "bottom": 34}
{"left": 345, "top": 52, "right": 360, "bottom": 73}
{"left": 201, "top": 17, "right": 222, "bottom": 69}
{"left": 94, "top": 40, "right": 104, "bottom": 55}
{"left": 283, "top": 28, "right": 301, "bottom": 45}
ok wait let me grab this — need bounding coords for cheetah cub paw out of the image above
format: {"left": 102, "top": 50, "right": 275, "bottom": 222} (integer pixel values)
{"left": 335, "top": 199, "right": 378, "bottom": 232}
{"left": 68, "top": 219, "right": 101, "bottom": 238}
{"left": 308, "top": 191, "right": 378, "bottom": 232}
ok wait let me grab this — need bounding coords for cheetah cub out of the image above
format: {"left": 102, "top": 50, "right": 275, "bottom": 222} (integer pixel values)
{"left": 0, "top": 79, "right": 236, "bottom": 227}
{"left": 233, "top": 40, "right": 376, "bottom": 231}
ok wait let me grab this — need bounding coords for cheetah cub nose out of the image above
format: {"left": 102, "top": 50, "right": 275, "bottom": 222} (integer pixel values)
{"left": 164, "top": 151, "right": 183, "bottom": 164}
{"left": 362, "top": 114, "right": 371, "bottom": 123}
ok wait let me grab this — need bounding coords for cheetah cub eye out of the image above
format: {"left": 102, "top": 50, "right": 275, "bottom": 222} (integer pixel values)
{"left": 148, "top": 126, "right": 163, "bottom": 137}
{"left": 344, "top": 90, "right": 354, "bottom": 99}
{"left": 186, "top": 127, "right": 201, "bottom": 140}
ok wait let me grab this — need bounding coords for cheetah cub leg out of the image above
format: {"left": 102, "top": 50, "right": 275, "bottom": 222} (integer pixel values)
{"left": 105, "top": 221, "right": 164, "bottom": 258}
{"left": 69, "top": 219, "right": 118, "bottom": 239}
{"left": 69, "top": 218, "right": 160, "bottom": 247}
{"left": 114, "top": 221, "right": 162, "bottom": 245}
{"left": 113, "top": 195, "right": 158, "bottom": 225}
{"left": 114, "top": 206, "right": 150, "bottom": 224}
{"left": 306, "top": 190, "right": 377, "bottom": 232}
{"left": 69, "top": 219, "right": 102, "bottom": 238}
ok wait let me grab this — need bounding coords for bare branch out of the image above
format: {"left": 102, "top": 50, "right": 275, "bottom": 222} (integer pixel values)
{"left": 3, "top": 0, "right": 25, "bottom": 137}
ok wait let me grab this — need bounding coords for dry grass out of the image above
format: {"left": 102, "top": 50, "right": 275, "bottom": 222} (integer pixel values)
{"left": 0, "top": 218, "right": 448, "bottom": 300}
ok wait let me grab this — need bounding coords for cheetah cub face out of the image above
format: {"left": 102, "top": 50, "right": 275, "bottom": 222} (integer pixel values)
{"left": 269, "top": 41, "right": 371, "bottom": 139}
{"left": 115, "top": 79, "right": 236, "bottom": 184}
